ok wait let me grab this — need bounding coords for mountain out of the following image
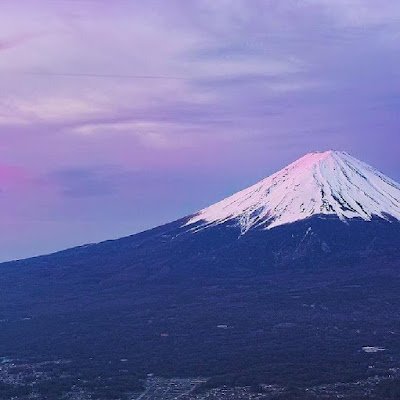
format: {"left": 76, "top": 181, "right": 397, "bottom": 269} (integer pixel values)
{"left": 186, "top": 150, "right": 400, "bottom": 231}
{"left": 0, "top": 151, "right": 399, "bottom": 399}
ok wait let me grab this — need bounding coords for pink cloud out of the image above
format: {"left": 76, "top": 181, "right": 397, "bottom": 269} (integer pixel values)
{"left": 0, "top": 32, "right": 38, "bottom": 52}
{"left": 0, "top": 164, "right": 28, "bottom": 185}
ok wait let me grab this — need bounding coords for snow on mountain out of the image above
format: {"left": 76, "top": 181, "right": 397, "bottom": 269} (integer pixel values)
{"left": 185, "top": 150, "right": 400, "bottom": 233}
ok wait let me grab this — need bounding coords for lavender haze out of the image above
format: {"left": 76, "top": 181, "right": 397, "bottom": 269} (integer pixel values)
{"left": 0, "top": 1, "right": 399, "bottom": 261}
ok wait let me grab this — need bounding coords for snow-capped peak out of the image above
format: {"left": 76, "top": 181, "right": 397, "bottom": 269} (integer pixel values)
{"left": 185, "top": 151, "right": 400, "bottom": 233}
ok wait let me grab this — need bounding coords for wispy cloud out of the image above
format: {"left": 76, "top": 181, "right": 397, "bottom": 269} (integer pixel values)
{"left": 0, "top": 32, "right": 38, "bottom": 51}
{"left": 45, "top": 166, "right": 121, "bottom": 197}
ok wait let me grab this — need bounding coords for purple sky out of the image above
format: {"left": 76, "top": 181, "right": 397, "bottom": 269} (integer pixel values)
{"left": 1, "top": 0, "right": 399, "bottom": 261}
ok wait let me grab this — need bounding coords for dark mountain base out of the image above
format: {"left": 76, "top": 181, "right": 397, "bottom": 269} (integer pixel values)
{"left": 0, "top": 216, "right": 399, "bottom": 398}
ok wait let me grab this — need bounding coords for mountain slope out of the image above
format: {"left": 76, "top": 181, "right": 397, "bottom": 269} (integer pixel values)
{"left": 186, "top": 151, "right": 400, "bottom": 232}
